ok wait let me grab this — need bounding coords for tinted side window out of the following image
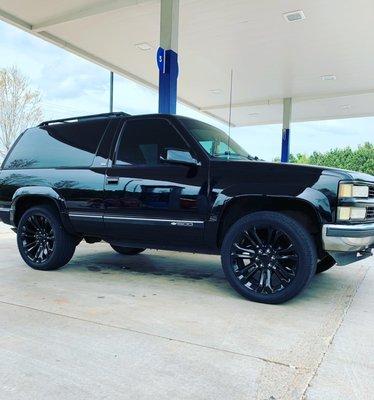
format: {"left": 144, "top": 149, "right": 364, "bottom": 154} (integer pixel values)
{"left": 4, "top": 120, "right": 108, "bottom": 169}
{"left": 116, "top": 119, "right": 189, "bottom": 166}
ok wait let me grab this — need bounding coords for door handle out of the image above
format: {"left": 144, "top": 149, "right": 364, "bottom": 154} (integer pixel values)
{"left": 106, "top": 177, "right": 119, "bottom": 185}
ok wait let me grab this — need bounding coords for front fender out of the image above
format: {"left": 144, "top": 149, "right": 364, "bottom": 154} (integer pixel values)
{"left": 204, "top": 183, "right": 336, "bottom": 251}
{"left": 212, "top": 188, "right": 332, "bottom": 223}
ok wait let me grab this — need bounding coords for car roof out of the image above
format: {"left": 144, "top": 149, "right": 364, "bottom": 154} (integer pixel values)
{"left": 36, "top": 112, "right": 190, "bottom": 128}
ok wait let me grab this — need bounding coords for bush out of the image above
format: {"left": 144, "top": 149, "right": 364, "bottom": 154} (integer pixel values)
{"left": 288, "top": 143, "right": 374, "bottom": 175}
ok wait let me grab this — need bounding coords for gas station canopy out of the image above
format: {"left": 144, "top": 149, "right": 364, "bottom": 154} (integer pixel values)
{"left": 1, "top": 0, "right": 374, "bottom": 127}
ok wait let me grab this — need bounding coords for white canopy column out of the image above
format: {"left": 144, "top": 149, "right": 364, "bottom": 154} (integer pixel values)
{"left": 281, "top": 98, "right": 292, "bottom": 162}
{"left": 157, "top": 0, "right": 179, "bottom": 114}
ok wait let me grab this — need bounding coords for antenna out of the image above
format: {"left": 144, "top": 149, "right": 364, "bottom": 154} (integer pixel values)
{"left": 227, "top": 69, "right": 234, "bottom": 160}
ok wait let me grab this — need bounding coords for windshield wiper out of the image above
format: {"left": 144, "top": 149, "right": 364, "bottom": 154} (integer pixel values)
{"left": 213, "top": 151, "right": 247, "bottom": 159}
{"left": 213, "top": 151, "right": 257, "bottom": 160}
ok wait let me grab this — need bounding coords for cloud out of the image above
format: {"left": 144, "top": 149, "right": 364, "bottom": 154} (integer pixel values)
{"left": 40, "top": 58, "right": 108, "bottom": 99}
{"left": 1, "top": 20, "right": 373, "bottom": 161}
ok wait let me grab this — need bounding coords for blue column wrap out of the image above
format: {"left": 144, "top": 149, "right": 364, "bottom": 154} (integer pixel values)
{"left": 157, "top": 48, "right": 179, "bottom": 114}
{"left": 281, "top": 128, "right": 290, "bottom": 163}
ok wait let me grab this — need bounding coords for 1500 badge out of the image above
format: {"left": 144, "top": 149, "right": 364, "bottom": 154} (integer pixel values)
{"left": 170, "top": 221, "right": 193, "bottom": 227}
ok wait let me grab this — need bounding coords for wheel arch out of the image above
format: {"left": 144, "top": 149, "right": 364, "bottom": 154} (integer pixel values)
{"left": 216, "top": 195, "right": 324, "bottom": 257}
{"left": 11, "top": 187, "right": 75, "bottom": 234}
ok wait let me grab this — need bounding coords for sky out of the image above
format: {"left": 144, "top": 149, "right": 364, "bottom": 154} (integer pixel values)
{"left": 0, "top": 20, "right": 373, "bottom": 161}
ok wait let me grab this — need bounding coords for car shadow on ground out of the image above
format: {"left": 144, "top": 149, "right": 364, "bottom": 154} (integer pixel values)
{"left": 62, "top": 246, "right": 358, "bottom": 305}
{"left": 70, "top": 248, "right": 227, "bottom": 282}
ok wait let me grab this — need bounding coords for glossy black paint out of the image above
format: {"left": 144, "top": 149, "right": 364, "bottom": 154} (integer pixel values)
{"left": 209, "top": 160, "right": 345, "bottom": 221}
{"left": 102, "top": 115, "right": 209, "bottom": 249}
{"left": 0, "top": 113, "right": 373, "bottom": 254}
{"left": 0, "top": 169, "right": 107, "bottom": 234}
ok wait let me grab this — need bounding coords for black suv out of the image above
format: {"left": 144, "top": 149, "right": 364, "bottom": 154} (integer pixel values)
{"left": 0, "top": 112, "right": 373, "bottom": 303}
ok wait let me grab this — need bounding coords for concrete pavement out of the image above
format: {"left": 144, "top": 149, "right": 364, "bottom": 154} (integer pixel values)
{"left": 0, "top": 222, "right": 373, "bottom": 400}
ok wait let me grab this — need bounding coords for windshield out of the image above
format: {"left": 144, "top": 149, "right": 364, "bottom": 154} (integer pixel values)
{"left": 180, "top": 118, "right": 256, "bottom": 160}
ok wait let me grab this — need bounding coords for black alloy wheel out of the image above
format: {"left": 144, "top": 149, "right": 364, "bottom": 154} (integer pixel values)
{"left": 231, "top": 226, "right": 298, "bottom": 294}
{"left": 17, "top": 205, "right": 77, "bottom": 271}
{"left": 20, "top": 214, "right": 55, "bottom": 264}
{"left": 221, "top": 212, "right": 317, "bottom": 304}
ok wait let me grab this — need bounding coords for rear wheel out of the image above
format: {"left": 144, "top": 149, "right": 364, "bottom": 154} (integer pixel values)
{"left": 17, "top": 205, "right": 76, "bottom": 271}
{"left": 221, "top": 211, "right": 317, "bottom": 304}
{"left": 110, "top": 245, "right": 146, "bottom": 255}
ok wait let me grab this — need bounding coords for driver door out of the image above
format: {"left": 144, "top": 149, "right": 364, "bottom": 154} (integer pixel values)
{"left": 104, "top": 117, "right": 209, "bottom": 248}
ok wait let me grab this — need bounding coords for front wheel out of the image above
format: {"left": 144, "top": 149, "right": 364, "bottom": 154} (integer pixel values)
{"left": 17, "top": 205, "right": 76, "bottom": 271}
{"left": 221, "top": 211, "right": 317, "bottom": 304}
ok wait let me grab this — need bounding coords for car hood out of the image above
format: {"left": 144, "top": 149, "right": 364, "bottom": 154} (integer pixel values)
{"left": 283, "top": 162, "right": 373, "bottom": 182}
{"left": 337, "top": 169, "right": 374, "bottom": 182}
{"left": 216, "top": 159, "right": 374, "bottom": 182}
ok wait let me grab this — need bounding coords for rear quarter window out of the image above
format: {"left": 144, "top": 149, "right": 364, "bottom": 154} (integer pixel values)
{"left": 3, "top": 119, "right": 109, "bottom": 169}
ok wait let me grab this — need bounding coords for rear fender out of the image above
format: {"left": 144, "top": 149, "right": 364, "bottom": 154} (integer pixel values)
{"left": 11, "top": 186, "right": 75, "bottom": 234}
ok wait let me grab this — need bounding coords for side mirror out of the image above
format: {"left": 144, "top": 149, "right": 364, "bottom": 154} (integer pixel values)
{"left": 162, "top": 149, "right": 200, "bottom": 166}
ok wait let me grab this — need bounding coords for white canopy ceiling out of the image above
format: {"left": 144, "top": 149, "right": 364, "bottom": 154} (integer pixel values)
{"left": 1, "top": 0, "right": 374, "bottom": 127}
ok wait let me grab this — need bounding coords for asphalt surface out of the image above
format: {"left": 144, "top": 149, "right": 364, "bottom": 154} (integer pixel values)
{"left": 0, "top": 222, "right": 373, "bottom": 400}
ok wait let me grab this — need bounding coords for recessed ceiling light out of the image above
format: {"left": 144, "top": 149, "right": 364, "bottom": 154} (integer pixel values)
{"left": 209, "top": 89, "right": 222, "bottom": 94}
{"left": 321, "top": 74, "right": 337, "bottom": 81}
{"left": 248, "top": 113, "right": 259, "bottom": 117}
{"left": 135, "top": 42, "right": 152, "bottom": 51}
{"left": 340, "top": 104, "right": 351, "bottom": 110}
{"left": 283, "top": 10, "right": 306, "bottom": 22}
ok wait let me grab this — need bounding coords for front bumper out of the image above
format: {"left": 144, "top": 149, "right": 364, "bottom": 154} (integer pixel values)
{"left": 322, "top": 222, "right": 374, "bottom": 252}
{"left": 322, "top": 222, "right": 374, "bottom": 265}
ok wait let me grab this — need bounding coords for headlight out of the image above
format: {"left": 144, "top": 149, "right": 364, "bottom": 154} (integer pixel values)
{"left": 338, "top": 183, "right": 369, "bottom": 198}
{"left": 337, "top": 206, "right": 366, "bottom": 221}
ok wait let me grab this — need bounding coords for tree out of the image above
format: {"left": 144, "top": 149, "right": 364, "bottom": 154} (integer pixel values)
{"left": 0, "top": 66, "right": 42, "bottom": 157}
{"left": 287, "top": 142, "right": 374, "bottom": 175}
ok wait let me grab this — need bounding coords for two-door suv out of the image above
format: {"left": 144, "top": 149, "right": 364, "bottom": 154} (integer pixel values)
{"left": 0, "top": 112, "right": 373, "bottom": 303}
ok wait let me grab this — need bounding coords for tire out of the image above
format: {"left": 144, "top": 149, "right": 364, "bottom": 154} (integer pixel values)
{"left": 221, "top": 211, "right": 317, "bottom": 304}
{"left": 110, "top": 245, "right": 146, "bottom": 255}
{"left": 316, "top": 255, "right": 336, "bottom": 274}
{"left": 17, "top": 205, "right": 76, "bottom": 271}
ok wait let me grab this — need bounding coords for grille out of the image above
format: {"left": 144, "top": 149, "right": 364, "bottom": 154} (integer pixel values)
{"left": 366, "top": 207, "right": 374, "bottom": 220}
{"left": 369, "top": 185, "right": 374, "bottom": 198}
